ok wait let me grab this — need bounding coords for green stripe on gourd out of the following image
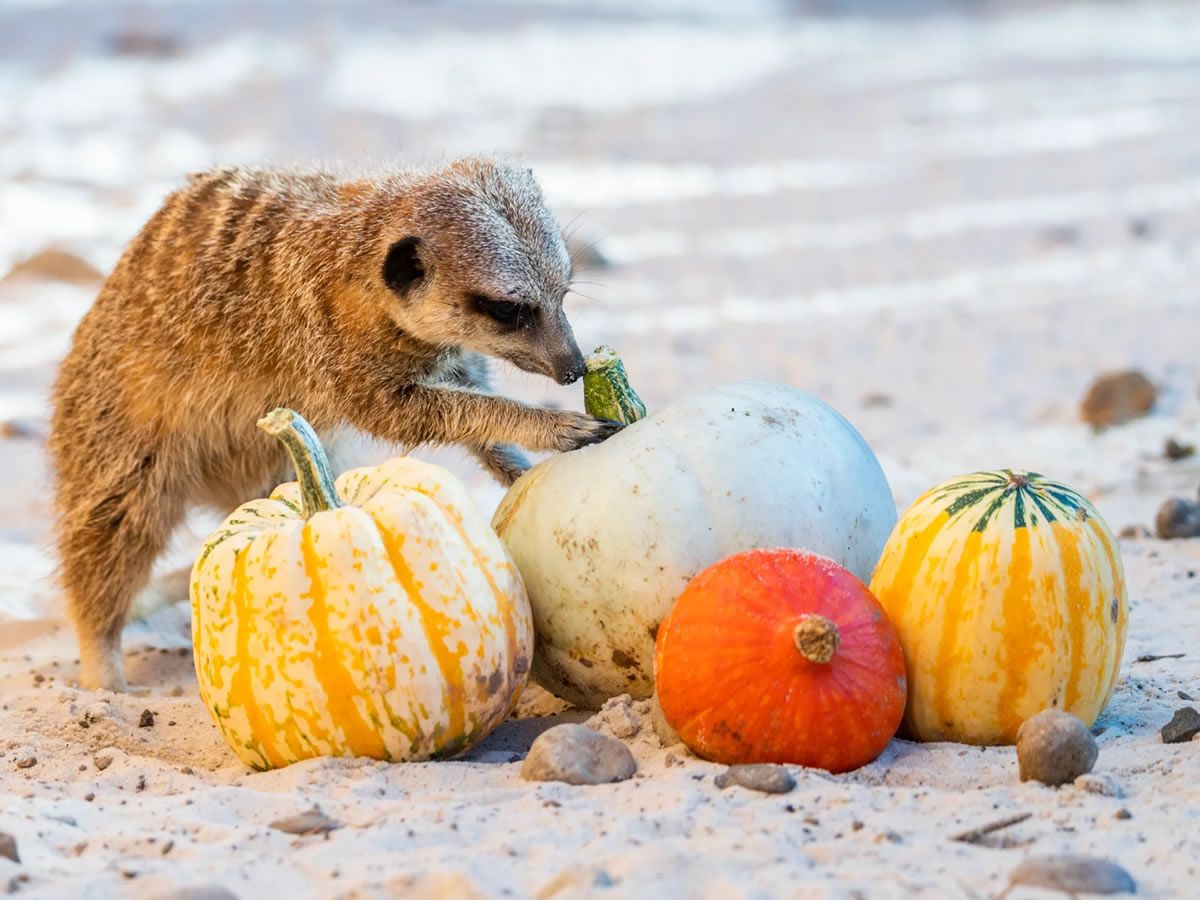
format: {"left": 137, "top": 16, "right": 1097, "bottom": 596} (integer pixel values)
{"left": 583, "top": 346, "right": 647, "bottom": 425}
{"left": 927, "top": 469, "right": 1094, "bottom": 532}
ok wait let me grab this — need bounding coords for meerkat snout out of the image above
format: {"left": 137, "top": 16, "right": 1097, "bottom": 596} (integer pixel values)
{"left": 554, "top": 350, "right": 587, "bottom": 385}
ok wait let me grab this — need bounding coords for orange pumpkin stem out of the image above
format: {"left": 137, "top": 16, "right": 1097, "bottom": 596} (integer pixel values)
{"left": 793, "top": 614, "right": 840, "bottom": 664}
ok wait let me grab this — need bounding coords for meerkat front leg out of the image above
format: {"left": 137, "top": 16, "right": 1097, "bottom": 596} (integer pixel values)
{"left": 435, "top": 354, "right": 533, "bottom": 485}
{"left": 344, "top": 381, "right": 621, "bottom": 455}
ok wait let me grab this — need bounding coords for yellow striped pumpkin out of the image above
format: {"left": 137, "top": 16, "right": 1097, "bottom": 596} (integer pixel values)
{"left": 869, "top": 470, "right": 1127, "bottom": 745}
{"left": 191, "top": 408, "right": 533, "bottom": 770}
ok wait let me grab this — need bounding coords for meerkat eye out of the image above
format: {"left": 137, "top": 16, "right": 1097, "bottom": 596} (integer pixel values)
{"left": 470, "top": 294, "right": 534, "bottom": 330}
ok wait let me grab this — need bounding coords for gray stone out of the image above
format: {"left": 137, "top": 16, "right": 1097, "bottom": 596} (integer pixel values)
{"left": 1161, "top": 706, "right": 1200, "bottom": 744}
{"left": 0, "top": 831, "right": 18, "bottom": 863}
{"left": 1017, "top": 710, "right": 1097, "bottom": 787}
{"left": 1009, "top": 855, "right": 1136, "bottom": 895}
{"left": 1156, "top": 498, "right": 1200, "bottom": 539}
{"left": 521, "top": 724, "right": 636, "bottom": 785}
{"left": 268, "top": 807, "right": 342, "bottom": 836}
{"left": 155, "top": 888, "right": 240, "bottom": 900}
{"left": 714, "top": 764, "right": 796, "bottom": 794}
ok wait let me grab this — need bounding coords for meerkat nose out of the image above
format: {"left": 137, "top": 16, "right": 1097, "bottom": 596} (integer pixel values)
{"left": 555, "top": 355, "right": 587, "bottom": 385}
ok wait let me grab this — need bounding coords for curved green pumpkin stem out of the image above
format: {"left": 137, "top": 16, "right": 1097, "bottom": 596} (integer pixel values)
{"left": 583, "top": 346, "right": 647, "bottom": 424}
{"left": 257, "top": 408, "right": 345, "bottom": 518}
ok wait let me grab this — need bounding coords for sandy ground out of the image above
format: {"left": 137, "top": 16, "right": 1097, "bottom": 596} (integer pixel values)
{"left": 2, "top": 0, "right": 1200, "bottom": 897}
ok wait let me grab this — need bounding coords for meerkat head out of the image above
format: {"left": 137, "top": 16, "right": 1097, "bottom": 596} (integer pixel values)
{"left": 378, "top": 158, "right": 586, "bottom": 385}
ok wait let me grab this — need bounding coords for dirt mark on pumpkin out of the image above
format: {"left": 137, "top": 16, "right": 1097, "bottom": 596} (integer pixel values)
{"left": 611, "top": 648, "right": 637, "bottom": 669}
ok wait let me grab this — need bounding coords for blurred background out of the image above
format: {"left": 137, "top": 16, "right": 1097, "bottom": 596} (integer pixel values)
{"left": 1, "top": 0, "right": 1198, "bottom": 603}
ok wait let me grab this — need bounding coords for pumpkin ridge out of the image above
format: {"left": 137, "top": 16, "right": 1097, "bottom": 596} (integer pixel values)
{"left": 996, "top": 525, "right": 1038, "bottom": 740}
{"left": 252, "top": 530, "right": 322, "bottom": 763}
{"left": 369, "top": 512, "right": 468, "bottom": 745}
{"left": 300, "top": 520, "right": 389, "bottom": 760}
{"left": 1087, "top": 517, "right": 1127, "bottom": 701}
{"left": 229, "top": 543, "right": 288, "bottom": 769}
{"left": 397, "top": 483, "right": 521, "bottom": 708}
{"left": 1054, "top": 525, "right": 1087, "bottom": 712}
{"left": 878, "top": 513, "right": 946, "bottom": 620}
{"left": 930, "top": 531, "right": 982, "bottom": 738}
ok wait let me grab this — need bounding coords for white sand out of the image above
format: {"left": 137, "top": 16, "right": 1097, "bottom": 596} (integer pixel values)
{"left": 3, "top": 0, "right": 1200, "bottom": 896}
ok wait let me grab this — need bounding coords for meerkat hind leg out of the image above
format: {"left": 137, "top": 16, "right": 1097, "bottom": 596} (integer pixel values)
{"left": 60, "top": 464, "right": 183, "bottom": 691}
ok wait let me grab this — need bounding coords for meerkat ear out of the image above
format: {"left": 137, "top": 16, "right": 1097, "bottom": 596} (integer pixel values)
{"left": 383, "top": 236, "right": 427, "bottom": 295}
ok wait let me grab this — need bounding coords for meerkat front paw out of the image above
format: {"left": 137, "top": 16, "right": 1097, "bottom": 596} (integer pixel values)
{"left": 549, "top": 411, "right": 624, "bottom": 453}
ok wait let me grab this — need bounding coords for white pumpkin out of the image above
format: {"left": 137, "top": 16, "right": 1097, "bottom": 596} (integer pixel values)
{"left": 493, "top": 355, "right": 897, "bottom": 709}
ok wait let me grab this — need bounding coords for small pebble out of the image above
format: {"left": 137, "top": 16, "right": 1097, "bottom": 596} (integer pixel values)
{"left": 139, "top": 709, "right": 155, "bottom": 728}
{"left": 521, "top": 724, "right": 636, "bottom": 785}
{"left": 589, "top": 695, "right": 641, "bottom": 739}
{"left": 713, "top": 764, "right": 796, "bottom": 795}
{"left": 1079, "top": 370, "right": 1156, "bottom": 428}
{"left": 0, "top": 831, "right": 18, "bottom": 863}
{"left": 269, "top": 807, "right": 342, "bottom": 836}
{"left": 1156, "top": 498, "right": 1200, "bottom": 539}
{"left": 1161, "top": 706, "right": 1200, "bottom": 744}
{"left": 94, "top": 753, "right": 113, "bottom": 771}
{"left": 663, "top": 752, "right": 684, "bottom": 768}
{"left": 82, "top": 701, "right": 112, "bottom": 723}
{"left": 1115, "top": 808, "right": 1133, "bottom": 820}
{"left": 1008, "top": 854, "right": 1135, "bottom": 895}
{"left": 1117, "top": 525, "right": 1151, "bottom": 540}
{"left": 84, "top": 793, "right": 95, "bottom": 802}
{"left": 1074, "top": 772, "right": 1125, "bottom": 798}
{"left": 156, "top": 887, "right": 241, "bottom": 900}
{"left": 1164, "top": 437, "right": 1196, "bottom": 460}
{"left": 1017, "top": 710, "right": 1097, "bottom": 787}
{"left": 15, "top": 755, "right": 36, "bottom": 769}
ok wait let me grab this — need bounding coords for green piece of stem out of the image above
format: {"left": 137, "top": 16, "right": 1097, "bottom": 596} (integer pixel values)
{"left": 256, "top": 408, "right": 345, "bottom": 518}
{"left": 583, "top": 346, "right": 647, "bottom": 424}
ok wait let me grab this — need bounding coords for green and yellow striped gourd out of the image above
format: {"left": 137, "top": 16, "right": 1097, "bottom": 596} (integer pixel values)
{"left": 869, "top": 470, "right": 1127, "bottom": 745}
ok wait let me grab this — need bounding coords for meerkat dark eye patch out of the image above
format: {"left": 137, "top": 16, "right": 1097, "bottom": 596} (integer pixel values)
{"left": 470, "top": 294, "right": 535, "bottom": 330}
{"left": 383, "top": 237, "right": 425, "bottom": 294}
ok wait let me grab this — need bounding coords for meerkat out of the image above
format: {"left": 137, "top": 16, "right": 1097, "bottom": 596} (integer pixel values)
{"left": 49, "top": 157, "right": 621, "bottom": 692}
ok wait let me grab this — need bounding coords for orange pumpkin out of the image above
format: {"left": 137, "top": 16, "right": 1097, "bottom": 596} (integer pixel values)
{"left": 654, "top": 548, "right": 907, "bottom": 773}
